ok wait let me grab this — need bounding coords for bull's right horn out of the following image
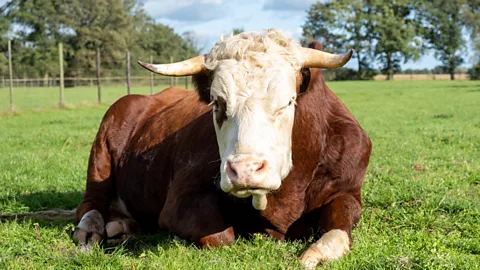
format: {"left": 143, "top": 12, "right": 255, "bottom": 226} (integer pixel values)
{"left": 301, "top": 48, "right": 354, "bottom": 69}
{"left": 137, "top": 55, "right": 207, "bottom": 77}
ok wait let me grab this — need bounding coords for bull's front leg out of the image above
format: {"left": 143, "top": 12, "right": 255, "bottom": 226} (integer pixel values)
{"left": 73, "top": 132, "right": 118, "bottom": 248}
{"left": 299, "top": 194, "right": 362, "bottom": 269}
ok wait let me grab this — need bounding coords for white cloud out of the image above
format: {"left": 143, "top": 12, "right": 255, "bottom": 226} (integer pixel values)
{"left": 263, "top": 0, "right": 317, "bottom": 11}
{"left": 143, "top": 0, "right": 229, "bottom": 22}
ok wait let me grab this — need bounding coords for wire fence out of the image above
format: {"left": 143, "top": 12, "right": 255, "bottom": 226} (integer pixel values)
{"left": 0, "top": 76, "right": 193, "bottom": 112}
{"left": 0, "top": 76, "right": 191, "bottom": 89}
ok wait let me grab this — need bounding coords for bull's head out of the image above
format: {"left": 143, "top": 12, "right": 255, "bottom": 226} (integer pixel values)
{"left": 139, "top": 29, "right": 352, "bottom": 210}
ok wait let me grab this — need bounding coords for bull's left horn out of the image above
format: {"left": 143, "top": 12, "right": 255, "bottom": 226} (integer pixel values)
{"left": 137, "top": 55, "right": 207, "bottom": 76}
{"left": 301, "top": 48, "right": 354, "bottom": 69}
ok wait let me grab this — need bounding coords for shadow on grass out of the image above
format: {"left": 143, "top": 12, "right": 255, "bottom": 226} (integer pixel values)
{"left": 0, "top": 191, "right": 82, "bottom": 229}
{"left": 104, "top": 231, "right": 180, "bottom": 256}
{"left": 0, "top": 190, "right": 83, "bottom": 213}
{"left": 466, "top": 89, "right": 480, "bottom": 92}
{"left": 0, "top": 190, "right": 179, "bottom": 253}
{"left": 438, "top": 83, "right": 480, "bottom": 90}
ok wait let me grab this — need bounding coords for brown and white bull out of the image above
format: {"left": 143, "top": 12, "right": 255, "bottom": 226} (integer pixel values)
{"left": 73, "top": 29, "right": 372, "bottom": 268}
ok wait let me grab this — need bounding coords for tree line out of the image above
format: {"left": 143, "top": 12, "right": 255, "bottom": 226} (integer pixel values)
{"left": 302, "top": 0, "right": 480, "bottom": 80}
{"left": 0, "top": 0, "right": 200, "bottom": 79}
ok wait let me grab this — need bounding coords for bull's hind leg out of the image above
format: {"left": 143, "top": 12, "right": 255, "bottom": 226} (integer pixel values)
{"left": 299, "top": 194, "right": 362, "bottom": 269}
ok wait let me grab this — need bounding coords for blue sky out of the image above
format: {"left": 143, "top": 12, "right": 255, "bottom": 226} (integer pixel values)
{"left": 143, "top": 0, "right": 476, "bottom": 70}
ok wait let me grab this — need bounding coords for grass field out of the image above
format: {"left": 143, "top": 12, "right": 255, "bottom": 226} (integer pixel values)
{"left": 0, "top": 81, "right": 479, "bottom": 269}
{"left": 0, "top": 84, "right": 175, "bottom": 112}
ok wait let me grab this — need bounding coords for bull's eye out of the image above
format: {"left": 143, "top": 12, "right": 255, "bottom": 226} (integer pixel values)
{"left": 274, "top": 96, "right": 296, "bottom": 117}
{"left": 212, "top": 98, "right": 227, "bottom": 127}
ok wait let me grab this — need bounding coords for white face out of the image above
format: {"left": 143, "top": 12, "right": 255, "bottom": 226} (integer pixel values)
{"left": 209, "top": 59, "right": 298, "bottom": 209}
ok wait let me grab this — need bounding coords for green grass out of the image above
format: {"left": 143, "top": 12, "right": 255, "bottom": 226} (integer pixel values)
{"left": 1, "top": 81, "right": 479, "bottom": 269}
{"left": 0, "top": 85, "right": 174, "bottom": 112}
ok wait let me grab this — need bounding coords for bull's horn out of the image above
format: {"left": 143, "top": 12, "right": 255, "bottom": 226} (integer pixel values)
{"left": 301, "top": 48, "right": 354, "bottom": 69}
{"left": 137, "top": 55, "right": 207, "bottom": 76}
{"left": 220, "top": 33, "right": 224, "bottom": 41}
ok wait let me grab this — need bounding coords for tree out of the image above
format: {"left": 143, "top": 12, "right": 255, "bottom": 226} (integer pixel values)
{"left": 420, "top": 0, "right": 466, "bottom": 80}
{"left": 182, "top": 31, "right": 204, "bottom": 56}
{"left": 0, "top": 2, "right": 11, "bottom": 78}
{"left": 304, "top": 1, "right": 375, "bottom": 78}
{"left": 369, "top": 0, "right": 422, "bottom": 80}
{"left": 461, "top": 0, "right": 480, "bottom": 71}
{"left": 2, "top": 0, "right": 71, "bottom": 78}
{"left": 2, "top": 0, "right": 199, "bottom": 79}
{"left": 63, "top": 0, "right": 138, "bottom": 77}
{"left": 302, "top": 1, "right": 344, "bottom": 52}
{"left": 302, "top": 0, "right": 421, "bottom": 80}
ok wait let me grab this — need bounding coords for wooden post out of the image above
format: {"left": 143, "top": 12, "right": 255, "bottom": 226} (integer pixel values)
{"left": 169, "top": 56, "right": 173, "bottom": 87}
{"left": 8, "top": 40, "right": 14, "bottom": 111}
{"left": 58, "top": 43, "right": 65, "bottom": 108}
{"left": 184, "top": 76, "right": 188, "bottom": 89}
{"left": 96, "top": 48, "right": 101, "bottom": 103}
{"left": 126, "top": 50, "right": 131, "bottom": 95}
{"left": 150, "top": 55, "right": 154, "bottom": 95}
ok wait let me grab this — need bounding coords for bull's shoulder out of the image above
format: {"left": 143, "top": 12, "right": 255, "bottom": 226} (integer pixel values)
{"left": 93, "top": 89, "right": 194, "bottom": 162}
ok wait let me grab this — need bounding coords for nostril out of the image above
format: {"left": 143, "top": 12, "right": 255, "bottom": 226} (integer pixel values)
{"left": 255, "top": 160, "right": 267, "bottom": 173}
{"left": 226, "top": 161, "right": 237, "bottom": 179}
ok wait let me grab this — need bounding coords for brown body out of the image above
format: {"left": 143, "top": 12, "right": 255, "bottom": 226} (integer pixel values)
{"left": 76, "top": 53, "right": 372, "bottom": 248}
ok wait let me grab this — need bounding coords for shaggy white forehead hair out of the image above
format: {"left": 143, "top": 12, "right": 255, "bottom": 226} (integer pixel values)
{"left": 204, "top": 29, "right": 304, "bottom": 71}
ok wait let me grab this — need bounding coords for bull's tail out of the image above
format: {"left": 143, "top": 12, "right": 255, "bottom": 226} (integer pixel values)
{"left": 0, "top": 208, "right": 76, "bottom": 222}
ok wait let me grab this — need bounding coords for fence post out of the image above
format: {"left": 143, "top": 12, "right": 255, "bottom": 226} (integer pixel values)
{"left": 170, "top": 56, "right": 173, "bottom": 87}
{"left": 8, "top": 40, "right": 14, "bottom": 111}
{"left": 96, "top": 48, "right": 101, "bottom": 103}
{"left": 150, "top": 55, "right": 154, "bottom": 95}
{"left": 184, "top": 76, "right": 188, "bottom": 89}
{"left": 58, "top": 43, "right": 65, "bottom": 108}
{"left": 126, "top": 50, "right": 131, "bottom": 95}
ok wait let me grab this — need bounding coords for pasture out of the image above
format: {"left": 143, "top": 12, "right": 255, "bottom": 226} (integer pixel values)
{"left": 0, "top": 80, "right": 479, "bottom": 269}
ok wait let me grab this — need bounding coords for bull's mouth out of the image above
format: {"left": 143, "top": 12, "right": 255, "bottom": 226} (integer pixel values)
{"left": 230, "top": 187, "right": 269, "bottom": 198}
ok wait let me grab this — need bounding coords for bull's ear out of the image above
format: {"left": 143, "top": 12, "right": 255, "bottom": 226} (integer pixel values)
{"left": 192, "top": 73, "right": 213, "bottom": 104}
{"left": 297, "top": 41, "right": 321, "bottom": 94}
{"left": 299, "top": 68, "right": 311, "bottom": 94}
{"left": 308, "top": 41, "right": 323, "bottom": 50}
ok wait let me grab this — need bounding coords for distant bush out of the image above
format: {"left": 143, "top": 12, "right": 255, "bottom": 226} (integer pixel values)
{"left": 323, "top": 68, "right": 377, "bottom": 81}
{"left": 468, "top": 64, "right": 480, "bottom": 80}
